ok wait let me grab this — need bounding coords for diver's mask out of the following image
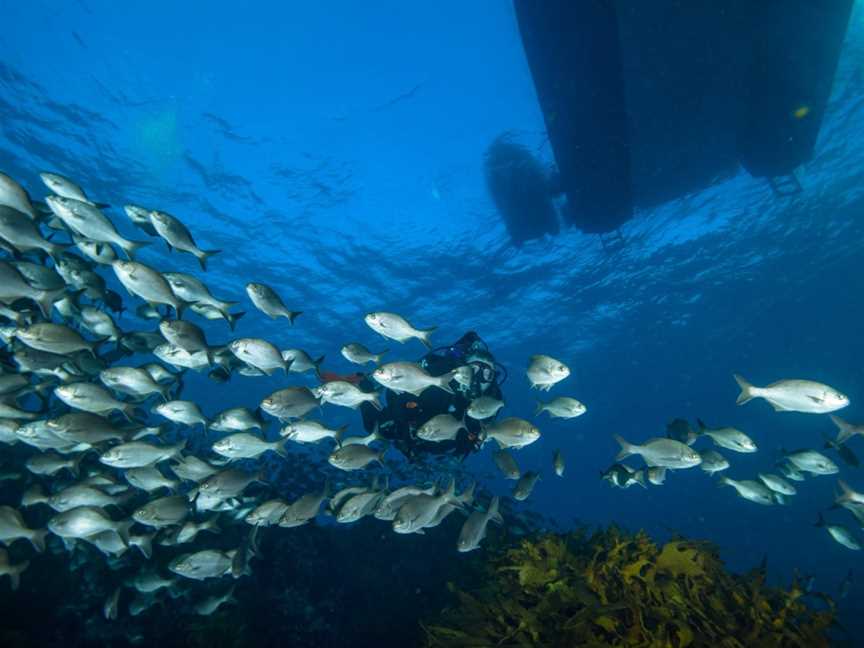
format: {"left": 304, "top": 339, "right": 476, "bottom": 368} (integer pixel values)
{"left": 463, "top": 353, "right": 496, "bottom": 397}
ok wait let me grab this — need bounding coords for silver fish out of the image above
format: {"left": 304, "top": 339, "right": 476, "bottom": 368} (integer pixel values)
{"left": 335, "top": 491, "right": 384, "bottom": 524}
{"left": 123, "top": 204, "right": 158, "bottom": 236}
{"left": 193, "top": 586, "right": 236, "bottom": 616}
{"left": 99, "top": 440, "right": 186, "bottom": 469}
{"left": 14, "top": 323, "right": 101, "bottom": 355}
{"left": 485, "top": 418, "right": 540, "bottom": 450}
{"left": 261, "top": 386, "right": 320, "bottom": 421}
{"left": 614, "top": 435, "right": 702, "bottom": 469}
{"left": 152, "top": 400, "right": 208, "bottom": 427}
{"left": 526, "top": 354, "right": 570, "bottom": 391}
{"left": 54, "top": 382, "right": 136, "bottom": 419}
{"left": 372, "top": 362, "right": 455, "bottom": 397}
{"left": 719, "top": 477, "right": 775, "bottom": 505}
{"left": 467, "top": 396, "right": 504, "bottom": 420}
{"left": 170, "top": 456, "right": 219, "bottom": 483}
{"left": 246, "top": 499, "right": 290, "bottom": 527}
{"left": 125, "top": 466, "right": 179, "bottom": 492}
{"left": 815, "top": 514, "right": 861, "bottom": 550}
{"left": 553, "top": 449, "right": 565, "bottom": 477}
{"left": 0, "top": 172, "right": 37, "bottom": 219}
{"left": 696, "top": 419, "right": 757, "bottom": 453}
{"left": 153, "top": 343, "right": 209, "bottom": 372}
{"left": 79, "top": 306, "right": 121, "bottom": 341}
{"left": 0, "top": 261, "right": 62, "bottom": 317}
{"left": 212, "top": 433, "right": 286, "bottom": 460}
{"left": 0, "top": 548, "right": 29, "bottom": 590}
{"left": 73, "top": 236, "right": 117, "bottom": 265}
{"left": 48, "top": 506, "right": 132, "bottom": 541}
{"left": 734, "top": 374, "right": 849, "bottom": 414}
{"left": 698, "top": 449, "right": 729, "bottom": 474}
{"left": 209, "top": 407, "right": 264, "bottom": 433}
{"left": 784, "top": 449, "right": 838, "bottom": 475}
{"left": 39, "top": 172, "right": 98, "bottom": 204}
{"left": 364, "top": 311, "right": 435, "bottom": 348}
{"left": 314, "top": 381, "right": 380, "bottom": 410}
{"left": 279, "top": 483, "right": 329, "bottom": 527}
{"left": 457, "top": 496, "right": 502, "bottom": 552}
{"left": 513, "top": 471, "right": 541, "bottom": 501}
{"left": 170, "top": 549, "right": 238, "bottom": 581}
{"left": 229, "top": 338, "right": 287, "bottom": 375}
{"left": 163, "top": 272, "right": 237, "bottom": 318}
{"left": 535, "top": 396, "right": 586, "bottom": 418}
{"left": 132, "top": 495, "right": 189, "bottom": 528}
{"left": 392, "top": 481, "right": 458, "bottom": 534}
{"left": 48, "top": 484, "right": 117, "bottom": 512}
{"left": 0, "top": 506, "right": 48, "bottom": 551}
{"left": 45, "top": 196, "right": 146, "bottom": 258}
{"left": 159, "top": 320, "right": 212, "bottom": 358}
{"left": 280, "top": 419, "right": 345, "bottom": 444}
{"left": 112, "top": 260, "right": 185, "bottom": 315}
{"left": 0, "top": 205, "right": 64, "bottom": 258}
{"left": 341, "top": 343, "right": 386, "bottom": 365}
{"left": 758, "top": 473, "right": 797, "bottom": 496}
{"left": 417, "top": 414, "right": 465, "bottom": 442}
{"left": 245, "top": 282, "right": 300, "bottom": 322}
{"left": 328, "top": 444, "right": 385, "bottom": 471}
{"left": 100, "top": 366, "right": 169, "bottom": 400}
{"left": 149, "top": 210, "right": 220, "bottom": 270}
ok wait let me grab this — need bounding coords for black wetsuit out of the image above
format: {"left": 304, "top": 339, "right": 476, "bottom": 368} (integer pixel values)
{"left": 359, "top": 352, "right": 502, "bottom": 461}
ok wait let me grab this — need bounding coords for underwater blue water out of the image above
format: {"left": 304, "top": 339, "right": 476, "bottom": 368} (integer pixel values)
{"left": 2, "top": 0, "right": 864, "bottom": 640}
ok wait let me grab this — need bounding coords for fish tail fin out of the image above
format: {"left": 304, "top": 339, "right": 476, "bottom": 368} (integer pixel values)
{"left": 68, "top": 452, "right": 85, "bottom": 478}
{"left": 830, "top": 415, "right": 854, "bottom": 444}
{"left": 30, "top": 529, "right": 48, "bottom": 553}
{"left": 134, "top": 533, "right": 153, "bottom": 559}
{"left": 534, "top": 400, "right": 545, "bottom": 416}
{"left": 634, "top": 471, "right": 647, "bottom": 488}
{"left": 122, "top": 239, "right": 150, "bottom": 260}
{"left": 8, "top": 559, "right": 28, "bottom": 590}
{"left": 733, "top": 374, "right": 756, "bottom": 405}
{"left": 374, "top": 349, "right": 388, "bottom": 364}
{"left": 376, "top": 445, "right": 388, "bottom": 467}
{"left": 226, "top": 310, "right": 246, "bottom": 332}
{"left": 288, "top": 311, "right": 302, "bottom": 325}
{"left": 613, "top": 434, "right": 636, "bottom": 461}
{"left": 418, "top": 326, "right": 437, "bottom": 349}
{"left": 275, "top": 440, "right": 289, "bottom": 458}
{"left": 814, "top": 513, "right": 826, "bottom": 528}
{"left": 442, "top": 477, "right": 457, "bottom": 503}
{"left": 34, "top": 288, "right": 64, "bottom": 319}
{"left": 718, "top": 476, "right": 731, "bottom": 488}
{"left": 696, "top": 418, "right": 707, "bottom": 433}
{"left": 116, "top": 520, "right": 133, "bottom": 546}
{"left": 370, "top": 392, "right": 383, "bottom": 411}
{"left": 488, "top": 495, "right": 503, "bottom": 525}
{"left": 438, "top": 371, "right": 456, "bottom": 394}
{"left": 334, "top": 425, "right": 348, "bottom": 446}
{"left": 120, "top": 402, "right": 138, "bottom": 422}
{"left": 836, "top": 479, "right": 854, "bottom": 504}
{"left": 196, "top": 249, "right": 221, "bottom": 271}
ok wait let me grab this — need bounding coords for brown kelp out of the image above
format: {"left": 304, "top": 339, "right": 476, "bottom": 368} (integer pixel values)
{"left": 423, "top": 527, "right": 835, "bottom": 647}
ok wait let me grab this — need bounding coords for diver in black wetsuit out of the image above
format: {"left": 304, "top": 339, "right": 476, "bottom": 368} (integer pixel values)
{"left": 358, "top": 331, "right": 505, "bottom": 461}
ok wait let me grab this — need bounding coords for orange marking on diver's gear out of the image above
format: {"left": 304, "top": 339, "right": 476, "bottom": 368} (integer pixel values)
{"left": 405, "top": 401, "right": 418, "bottom": 409}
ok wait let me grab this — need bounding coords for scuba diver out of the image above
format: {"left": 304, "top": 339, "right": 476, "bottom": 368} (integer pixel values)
{"left": 322, "top": 332, "right": 506, "bottom": 461}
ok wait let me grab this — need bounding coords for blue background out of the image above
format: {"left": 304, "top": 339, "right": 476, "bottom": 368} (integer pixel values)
{"left": 2, "top": 0, "right": 864, "bottom": 637}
